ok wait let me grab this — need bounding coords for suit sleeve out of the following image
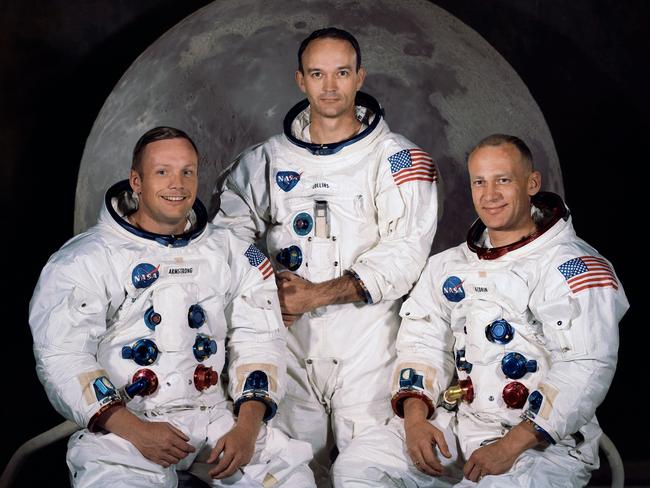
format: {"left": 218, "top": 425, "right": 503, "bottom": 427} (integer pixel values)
{"left": 215, "top": 143, "right": 272, "bottom": 246}
{"left": 29, "top": 242, "right": 124, "bottom": 430}
{"left": 524, "top": 251, "right": 629, "bottom": 443}
{"left": 224, "top": 233, "right": 286, "bottom": 421}
{"left": 350, "top": 143, "right": 439, "bottom": 303}
{"left": 390, "top": 254, "right": 456, "bottom": 418}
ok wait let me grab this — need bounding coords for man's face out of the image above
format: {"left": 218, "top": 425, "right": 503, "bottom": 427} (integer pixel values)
{"left": 468, "top": 143, "right": 541, "bottom": 239}
{"left": 295, "top": 37, "right": 365, "bottom": 119}
{"left": 129, "top": 137, "right": 198, "bottom": 235}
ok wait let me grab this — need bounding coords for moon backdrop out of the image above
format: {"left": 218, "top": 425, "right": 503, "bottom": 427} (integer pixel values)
{"left": 76, "top": 0, "right": 561, "bottom": 252}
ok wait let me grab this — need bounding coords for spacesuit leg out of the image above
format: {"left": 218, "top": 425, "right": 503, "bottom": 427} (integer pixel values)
{"left": 453, "top": 412, "right": 597, "bottom": 488}
{"left": 274, "top": 350, "right": 333, "bottom": 486}
{"left": 187, "top": 406, "right": 316, "bottom": 487}
{"left": 459, "top": 445, "right": 593, "bottom": 488}
{"left": 328, "top": 340, "right": 396, "bottom": 454}
{"left": 332, "top": 413, "right": 463, "bottom": 488}
{"left": 67, "top": 429, "right": 178, "bottom": 488}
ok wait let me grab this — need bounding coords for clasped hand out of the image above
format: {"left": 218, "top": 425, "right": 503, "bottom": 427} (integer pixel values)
{"left": 276, "top": 271, "right": 319, "bottom": 326}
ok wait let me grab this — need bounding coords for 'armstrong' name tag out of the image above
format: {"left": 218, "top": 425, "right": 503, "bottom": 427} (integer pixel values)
{"left": 158, "top": 256, "right": 208, "bottom": 281}
{"left": 167, "top": 265, "right": 194, "bottom": 275}
{"left": 162, "top": 261, "right": 200, "bottom": 281}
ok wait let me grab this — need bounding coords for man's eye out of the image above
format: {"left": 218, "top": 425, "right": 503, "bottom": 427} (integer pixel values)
{"left": 311, "top": 72, "right": 322, "bottom": 78}
{"left": 498, "top": 178, "right": 511, "bottom": 184}
{"left": 184, "top": 170, "right": 194, "bottom": 176}
{"left": 472, "top": 180, "right": 484, "bottom": 186}
{"left": 157, "top": 170, "right": 166, "bottom": 175}
{"left": 339, "top": 70, "right": 349, "bottom": 76}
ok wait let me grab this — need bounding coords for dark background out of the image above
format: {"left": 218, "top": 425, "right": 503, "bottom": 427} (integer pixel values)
{"left": 1, "top": 1, "right": 646, "bottom": 485}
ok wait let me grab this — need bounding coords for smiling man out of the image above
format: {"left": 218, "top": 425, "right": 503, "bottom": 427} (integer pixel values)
{"left": 29, "top": 127, "right": 315, "bottom": 487}
{"left": 214, "top": 28, "right": 440, "bottom": 485}
{"left": 332, "top": 134, "right": 629, "bottom": 487}
{"left": 127, "top": 134, "right": 199, "bottom": 235}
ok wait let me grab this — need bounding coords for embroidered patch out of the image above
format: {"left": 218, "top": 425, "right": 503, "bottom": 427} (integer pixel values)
{"left": 312, "top": 182, "right": 330, "bottom": 190}
{"left": 388, "top": 148, "right": 437, "bottom": 186}
{"left": 557, "top": 256, "right": 618, "bottom": 294}
{"left": 244, "top": 244, "right": 273, "bottom": 279}
{"left": 131, "top": 263, "right": 160, "bottom": 289}
{"left": 276, "top": 171, "right": 301, "bottom": 192}
{"left": 293, "top": 212, "right": 313, "bottom": 236}
{"left": 442, "top": 276, "right": 465, "bottom": 302}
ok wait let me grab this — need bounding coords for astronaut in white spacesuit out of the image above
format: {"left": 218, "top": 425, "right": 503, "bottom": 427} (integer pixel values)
{"left": 29, "top": 127, "right": 315, "bottom": 488}
{"left": 332, "top": 134, "right": 629, "bottom": 487}
{"left": 214, "top": 28, "right": 439, "bottom": 484}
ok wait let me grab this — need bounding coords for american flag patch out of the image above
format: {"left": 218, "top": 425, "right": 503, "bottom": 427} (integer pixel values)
{"left": 388, "top": 148, "right": 437, "bottom": 186}
{"left": 557, "top": 256, "right": 618, "bottom": 293}
{"left": 244, "top": 244, "right": 273, "bottom": 280}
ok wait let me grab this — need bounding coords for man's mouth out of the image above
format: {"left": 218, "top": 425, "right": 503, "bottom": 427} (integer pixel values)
{"left": 161, "top": 195, "right": 187, "bottom": 201}
{"left": 483, "top": 205, "right": 506, "bottom": 215}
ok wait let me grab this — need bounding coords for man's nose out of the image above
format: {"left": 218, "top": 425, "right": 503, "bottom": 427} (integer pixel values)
{"left": 485, "top": 182, "right": 499, "bottom": 201}
{"left": 323, "top": 75, "right": 337, "bottom": 91}
{"left": 169, "top": 171, "right": 183, "bottom": 188}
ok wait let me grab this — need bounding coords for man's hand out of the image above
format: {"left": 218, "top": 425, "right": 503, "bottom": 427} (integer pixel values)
{"left": 281, "top": 311, "right": 302, "bottom": 327}
{"left": 97, "top": 406, "right": 195, "bottom": 467}
{"left": 276, "top": 271, "right": 320, "bottom": 317}
{"left": 207, "top": 401, "right": 265, "bottom": 479}
{"left": 126, "top": 421, "right": 196, "bottom": 467}
{"left": 405, "top": 419, "right": 451, "bottom": 476}
{"left": 463, "top": 421, "right": 542, "bottom": 482}
{"left": 276, "top": 271, "right": 366, "bottom": 326}
{"left": 403, "top": 397, "right": 451, "bottom": 477}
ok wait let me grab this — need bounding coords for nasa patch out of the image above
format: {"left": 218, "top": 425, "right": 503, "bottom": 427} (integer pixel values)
{"left": 132, "top": 263, "right": 160, "bottom": 289}
{"left": 442, "top": 276, "right": 465, "bottom": 302}
{"left": 276, "top": 171, "right": 301, "bottom": 192}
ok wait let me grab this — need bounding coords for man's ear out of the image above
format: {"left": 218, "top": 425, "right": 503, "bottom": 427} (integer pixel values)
{"left": 295, "top": 70, "right": 306, "bottom": 94}
{"left": 130, "top": 169, "right": 142, "bottom": 194}
{"left": 528, "top": 170, "right": 542, "bottom": 196}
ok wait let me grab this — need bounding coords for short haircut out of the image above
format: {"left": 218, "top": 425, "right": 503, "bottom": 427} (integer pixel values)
{"left": 131, "top": 126, "right": 198, "bottom": 173}
{"left": 297, "top": 27, "right": 362, "bottom": 73}
{"left": 470, "top": 133, "right": 533, "bottom": 170}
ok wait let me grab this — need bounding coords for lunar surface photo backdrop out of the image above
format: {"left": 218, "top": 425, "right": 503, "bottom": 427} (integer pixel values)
{"left": 76, "top": 0, "right": 561, "bottom": 252}
{"left": 3, "top": 0, "right": 646, "bottom": 484}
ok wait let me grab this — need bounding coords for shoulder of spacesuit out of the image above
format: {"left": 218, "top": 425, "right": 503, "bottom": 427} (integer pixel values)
{"left": 222, "top": 139, "right": 274, "bottom": 188}
{"left": 420, "top": 242, "right": 467, "bottom": 282}
{"left": 376, "top": 130, "right": 425, "bottom": 156}
{"left": 34, "top": 225, "right": 119, "bottom": 300}
{"left": 208, "top": 225, "right": 271, "bottom": 277}
{"left": 374, "top": 130, "right": 437, "bottom": 183}
{"left": 540, "top": 230, "right": 622, "bottom": 301}
{"left": 48, "top": 224, "right": 114, "bottom": 268}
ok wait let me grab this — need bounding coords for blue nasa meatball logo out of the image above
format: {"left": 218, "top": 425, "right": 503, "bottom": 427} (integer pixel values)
{"left": 442, "top": 276, "right": 465, "bottom": 302}
{"left": 276, "top": 171, "right": 301, "bottom": 192}
{"left": 131, "top": 263, "right": 160, "bottom": 289}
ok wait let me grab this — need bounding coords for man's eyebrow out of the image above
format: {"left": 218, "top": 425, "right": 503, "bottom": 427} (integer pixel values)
{"left": 306, "top": 64, "right": 354, "bottom": 73}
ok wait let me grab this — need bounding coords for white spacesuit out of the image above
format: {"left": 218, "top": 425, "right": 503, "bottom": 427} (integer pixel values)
{"left": 215, "top": 92, "right": 439, "bottom": 482}
{"left": 29, "top": 180, "right": 315, "bottom": 488}
{"left": 332, "top": 192, "right": 629, "bottom": 487}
